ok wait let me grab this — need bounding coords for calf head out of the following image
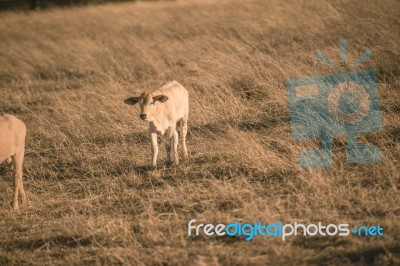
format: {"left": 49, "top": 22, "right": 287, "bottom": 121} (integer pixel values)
{"left": 124, "top": 92, "right": 168, "bottom": 121}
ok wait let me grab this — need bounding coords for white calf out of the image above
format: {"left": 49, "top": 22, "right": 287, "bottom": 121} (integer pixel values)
{"left": 0, "top": 115, "right": 26, "bottom": 210}
{"left": 124, "top": 81, "right": 189, "bottom": 169}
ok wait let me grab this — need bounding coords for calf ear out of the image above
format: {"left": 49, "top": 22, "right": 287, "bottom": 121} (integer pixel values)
{"left": 124, "top": 96, "right": 140, "bottom": 105}
{"left": 153, "top": 95, "right": 169, "bottom": 103}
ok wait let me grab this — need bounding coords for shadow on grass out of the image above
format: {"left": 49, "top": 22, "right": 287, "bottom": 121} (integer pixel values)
{"left": 91, "top": 131, "right": 149, "bottom": 146}
{"left": 133, "top": 163, "right": 187, "bottom": 189}
{"left": 188, "top": 234, "right": 244, "bottom": 244}
{"left": 189, "top": 116, "right": 289, "bottom": 138}
{"left": 342, "top": 245, "right": 400, "bottom": 264}
{"left": 133, "top": 164, "right": 155, "bottom": 175}
{"left": 191, "top": 154, "right": 298, "bottom": 182}
{"left": 0, "top": 164, "right": 8, "bottom": 176}
{"left": 309, "top": 244, "right": 400, "bottom": 265}
{"left": 3, "top": 235, "right": 92, "bottom": 251}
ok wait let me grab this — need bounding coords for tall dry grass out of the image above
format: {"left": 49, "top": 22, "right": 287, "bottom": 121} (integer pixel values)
{"left": 0, "top": 0, "right": 399, "bottom": 264}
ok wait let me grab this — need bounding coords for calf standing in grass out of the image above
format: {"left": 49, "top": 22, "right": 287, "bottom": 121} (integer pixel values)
{"left": 124, "top": 81, "right": 189, "bottom": 169}
{"left": 0, "top": 115, "right": 27, "bottom": 210}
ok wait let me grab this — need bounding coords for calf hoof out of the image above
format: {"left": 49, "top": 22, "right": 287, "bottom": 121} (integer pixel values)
{"left": 10, "top": 201, "right": 18, "bottom": 210}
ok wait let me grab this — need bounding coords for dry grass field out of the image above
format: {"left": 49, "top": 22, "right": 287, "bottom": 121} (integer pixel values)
{"left": 0, "top": 0, "right": 399, "bottom": 264}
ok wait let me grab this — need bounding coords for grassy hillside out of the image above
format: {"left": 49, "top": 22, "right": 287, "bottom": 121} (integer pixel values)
{"left": 0, "top": 0, "right": 399, "bottom": 264}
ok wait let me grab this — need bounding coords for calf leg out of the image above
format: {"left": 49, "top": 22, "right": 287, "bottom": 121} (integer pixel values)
{"left": 173, "top": 129, "right": 179, "bottom": 165}
{"left": 180, "top": 119, "right": 188, "bottom": 160}
{"left": 165, "top": 141, "right": 172, "bottom": 164}
{"left": 11, "top": 152, "right": 25, "bottom": 210}
{"left": 6, "top": 157, "right": 13, "bottom": 170}
{"left": 18, "top": 150, "right": 26, "bottom": 205}
{"left": 149, "top": 131, "right": 158, "bottom": 169}
{"left": 165, "top": 127, "right": 174, "bottom": 166}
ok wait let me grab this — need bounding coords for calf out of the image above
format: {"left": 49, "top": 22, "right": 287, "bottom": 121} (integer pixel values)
{"left": 124, "top": 81, "right": 189, "bottom": 169}
{"left": 0, "top": 114, "right": 27, "bottom": 210}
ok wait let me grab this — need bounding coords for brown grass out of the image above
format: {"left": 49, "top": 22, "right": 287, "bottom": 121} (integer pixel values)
{"left": 0, "top": 0, "right": 399, "bottom": 264}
